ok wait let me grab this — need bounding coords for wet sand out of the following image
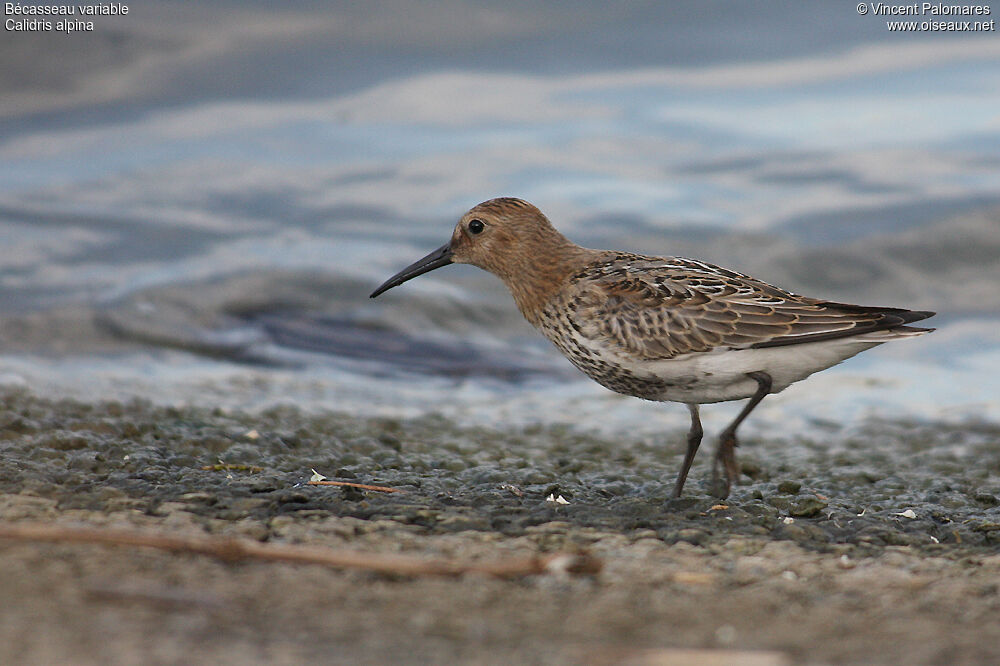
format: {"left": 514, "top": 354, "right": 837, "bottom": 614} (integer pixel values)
{"left": 1, "top": 388, "right": 998, "bottom": 665}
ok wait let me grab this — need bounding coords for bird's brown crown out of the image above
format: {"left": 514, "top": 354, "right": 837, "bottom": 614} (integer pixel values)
{"left": 449, "top": 198, "right": 597, "bottom": 323}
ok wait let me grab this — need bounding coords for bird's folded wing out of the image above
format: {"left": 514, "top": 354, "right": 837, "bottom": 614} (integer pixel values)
{"left": 564, "top": 257, "right": 933, "bottom": 360}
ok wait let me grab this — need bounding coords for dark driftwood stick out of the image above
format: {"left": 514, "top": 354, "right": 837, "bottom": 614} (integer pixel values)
{"left": 0, "top": 523, "right": 601, "bottom": 578}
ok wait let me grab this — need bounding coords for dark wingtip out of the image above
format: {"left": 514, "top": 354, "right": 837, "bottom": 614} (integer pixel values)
{"left": 752, "top": 306, "right": 937, "bottom": 349}
{"left": 903, "top": 310, "right": 936, "bottom": 324}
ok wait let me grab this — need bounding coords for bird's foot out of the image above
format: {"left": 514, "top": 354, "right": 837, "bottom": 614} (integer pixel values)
{"left": 711, "top": 433, "right": 740, "bottom": 499}
{"left": 709, "top": 472, "right": 731, "bottom": 499}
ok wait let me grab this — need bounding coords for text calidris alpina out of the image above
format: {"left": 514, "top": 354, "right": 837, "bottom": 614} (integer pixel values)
{"left": 370, "top": 198, "right": 935, "bottom": 498}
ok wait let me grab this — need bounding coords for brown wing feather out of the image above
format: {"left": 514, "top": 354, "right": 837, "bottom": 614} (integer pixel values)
{"left": 564, "top": 254, "right": 934, "bottom": 360}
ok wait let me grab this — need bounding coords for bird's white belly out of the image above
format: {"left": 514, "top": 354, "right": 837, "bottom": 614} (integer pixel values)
{"left": 592, "top": 337, "right": 885, "bottom": 404}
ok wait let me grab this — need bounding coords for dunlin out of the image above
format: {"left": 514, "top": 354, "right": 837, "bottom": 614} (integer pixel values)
{"left": 370, "top": 198, "right": 935, "bottom": 498}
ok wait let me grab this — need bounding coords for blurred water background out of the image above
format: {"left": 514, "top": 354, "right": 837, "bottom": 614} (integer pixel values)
{"left": 1, "top": 1, "right": 998, "bottom": 438}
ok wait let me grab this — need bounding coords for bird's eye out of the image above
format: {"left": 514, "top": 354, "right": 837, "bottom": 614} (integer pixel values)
{"left": 468, "top": 219, "right": 485, "bottom": 234}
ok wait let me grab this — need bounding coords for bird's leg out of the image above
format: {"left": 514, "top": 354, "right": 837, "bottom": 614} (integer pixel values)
{"left": 712, "top": 371, "right": 772, "bottom": 499}
{"left": 671, "top": 404, "right": 703, "bottom": 498}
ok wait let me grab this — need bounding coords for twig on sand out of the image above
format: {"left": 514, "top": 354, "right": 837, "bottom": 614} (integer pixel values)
{"left": 0, "top": 523, "right": 601, "bottom": 578}
{"left": 307, "top": 480, "right": 402, "bottom": 493}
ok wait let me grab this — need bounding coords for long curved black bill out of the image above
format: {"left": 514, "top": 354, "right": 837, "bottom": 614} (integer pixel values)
{"left": 369, "top": 243, "right": 454, "bottom": 298}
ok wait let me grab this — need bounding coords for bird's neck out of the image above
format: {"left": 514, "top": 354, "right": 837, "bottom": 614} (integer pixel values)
{"left": 496, "top": 241, "right": 598, "bottom": 327}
